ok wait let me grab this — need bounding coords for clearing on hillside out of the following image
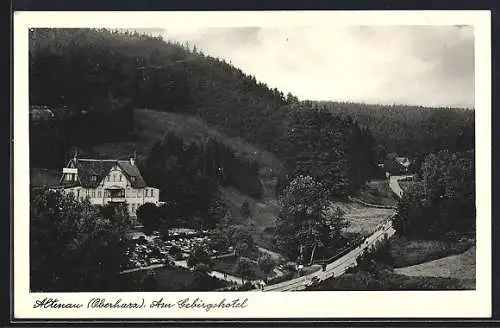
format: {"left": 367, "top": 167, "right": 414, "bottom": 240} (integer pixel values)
{"left": 334, "top": 202, "right": 394, "bottom": 236}
{"left": 134, "top": 109, "right": 284, "bottom": 174}
{"left": 89, "top": 109, "right": 285, "bottom": 195}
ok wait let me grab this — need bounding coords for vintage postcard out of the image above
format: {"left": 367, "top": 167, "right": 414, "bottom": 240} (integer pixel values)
{"left": 13, "top": 10, "right": 491, "bottom": 320}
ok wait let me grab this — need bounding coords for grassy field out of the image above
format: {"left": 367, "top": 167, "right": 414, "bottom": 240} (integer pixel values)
{"left": 394, "top": 246, "right": 475, "bottom": 282}
{"left": 115, "top": 266, "right": 230, "bottom": 291}
{"left": 355, "top": 179, "right": 398, "bottom": 207}
{"left": 334, "top": 202, "right": 394, "bottom": 236}
{"left": 30, "top": 167, "right": 61, "bottom": 187}
{"left": 305, "top": 235, "right": 476, "bottom": 291}
{"left": 307, "top": 269, "right": 473, "bottom": 290}
{"left": 388, "top": 236, "right": 475, "bottom": 268}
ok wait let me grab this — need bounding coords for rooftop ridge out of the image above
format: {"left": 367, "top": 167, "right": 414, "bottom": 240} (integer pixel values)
{"left": 76, "top": 158, "right": 120, "bottom": 162}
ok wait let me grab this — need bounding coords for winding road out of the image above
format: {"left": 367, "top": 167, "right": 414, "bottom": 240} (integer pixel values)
{"left": 389, "top": 174, "right": 413, "bottom": 198}
{"left": 258, "top": 175, "right": 408, "bottom": 291}
{"left": 121, "top": 175, "right": 410, "bottom": 290}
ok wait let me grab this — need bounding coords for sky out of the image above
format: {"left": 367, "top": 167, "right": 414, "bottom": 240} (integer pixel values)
{"left": 139, "top": 25, "right": 474, "bottom": 108}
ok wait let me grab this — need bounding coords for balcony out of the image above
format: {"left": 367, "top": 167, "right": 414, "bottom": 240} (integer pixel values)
{"left": 106, "top": 186, "right": 125, "bottom": 203}
{"left": 108, "top": 197, "right": 126, "bottom": 203}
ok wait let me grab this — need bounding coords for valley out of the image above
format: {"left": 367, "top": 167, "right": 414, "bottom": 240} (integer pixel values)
{"left": 28, "top": 28, "right": 476, "bottom": 293}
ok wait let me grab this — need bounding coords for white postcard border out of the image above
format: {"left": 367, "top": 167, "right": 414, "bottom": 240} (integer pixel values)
{"left": 13, "top": 10, "right": 492, "bottom": 319}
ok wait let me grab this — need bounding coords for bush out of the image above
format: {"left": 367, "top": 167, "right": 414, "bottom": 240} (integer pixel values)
{"left": 266, "top": 271, "right": 295, "bottom": 286}
{"left": 187, "top": 245, "right": 213, "bottom": 270}
{"left": 258, "top": 253, "right": 276, "bottom": 274}
{"left": 136, "top": 203, "right": 161, "bottom": 234}
{"left": 237, "top": 281, "right": 256, "bottom": 291}
{"left": 234, "top": 257, "right": 255, "bottom": 282}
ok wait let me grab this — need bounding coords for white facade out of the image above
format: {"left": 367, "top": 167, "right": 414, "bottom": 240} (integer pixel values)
{"left": 59, "top": 158, "right": 159, "bottom": 217}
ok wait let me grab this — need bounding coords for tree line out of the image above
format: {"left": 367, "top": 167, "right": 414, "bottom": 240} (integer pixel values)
{"left": 30, "top": 190, "right": 131, "bottom": 291}
{"left": 29, "top": 94, "right": 134, "bottom": 169}
{"left": 139, "top": 133, "right": 262, "bottom": 231}
{"left": 29, "top": 28, "right": 474, "bottom": 203}
{"left": 393, "top": 150, "right": 475, "bottom": 238}
{"left": 29, "top": 28, "right": 287, "bottom": 159}
{"left": 313, "top": 101, "right": 475, "bottom": 160}
{"left": 277, "top": 106, "right": 376, "bottom": 198}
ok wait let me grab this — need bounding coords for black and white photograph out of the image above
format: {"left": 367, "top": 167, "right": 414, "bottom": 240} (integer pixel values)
{"left": 14, "top": 11, "right": 491, "bottom": 319}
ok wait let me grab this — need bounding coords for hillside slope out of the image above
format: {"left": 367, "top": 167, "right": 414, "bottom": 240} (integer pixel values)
{"left": 88, "top": 109, "right": 284, "bottom": 179}
{"left": 314, "top": 101, "right": 474, "bottom": 157}
{"left": 30, "top": 28, "right": 474, "bottom": 166}
{"left": 394, "top": 246, "right": 475, "bottom": 280}
{"left": 29, "top": 28, "right": 289, "bottom": 156}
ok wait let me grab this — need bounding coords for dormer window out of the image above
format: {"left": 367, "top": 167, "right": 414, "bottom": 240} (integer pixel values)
{"left": 130, "top": 176, "right": 136, "bottom": 182}
{"left": 91, "top": 175, "right": 97, "bottom": 182}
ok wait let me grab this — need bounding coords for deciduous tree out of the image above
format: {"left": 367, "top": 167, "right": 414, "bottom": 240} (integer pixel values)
{"left": 274, "top": 175, "right": 349, "bottom": 261}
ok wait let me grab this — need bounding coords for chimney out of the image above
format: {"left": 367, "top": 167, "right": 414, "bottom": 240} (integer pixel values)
{"left": 130, "top": 150, "right": 136, "bottom": 166}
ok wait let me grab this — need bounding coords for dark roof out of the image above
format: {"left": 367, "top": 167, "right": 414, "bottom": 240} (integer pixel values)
{"left": 117, "top": 160, "right": 147, "bottom": 188}
{"left": 61, "top": 158, "right": 147, "bottom": 188}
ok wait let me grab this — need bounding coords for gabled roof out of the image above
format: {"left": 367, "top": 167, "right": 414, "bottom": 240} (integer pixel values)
{"left": 60, "top": 158, "right": 147, "bottom": 188}
{"left": 117, "top": 160, "right": 147, "bottom": 188}
{"left": 395, "top": 157, "right": 411, "bottom": 168}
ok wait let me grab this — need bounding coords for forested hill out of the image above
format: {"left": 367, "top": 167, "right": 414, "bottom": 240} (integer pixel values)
{"left": 311, "top": 101, "right": 475, "bottom": 159}
{"left": 30, "top": 28, "right": 474, "bottom": 200}
{"left": 30, "top": 28, "right": 289, "bottom": 154}
{"left": 29, "top": 28, "right": 376, "bottom": 198}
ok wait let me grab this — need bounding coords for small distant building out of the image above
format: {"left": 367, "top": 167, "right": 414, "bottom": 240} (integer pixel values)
{"left": 395, "top": 157, "right": 411, "bottom": 172}
{"left": 30, "top": 105, "right": 55, "bottom": 121}
{"left": 55, "top": 155, "right": 160, "bottom": 217}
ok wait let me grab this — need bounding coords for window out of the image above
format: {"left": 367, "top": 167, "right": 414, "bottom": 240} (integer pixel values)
{"left": 91, "top": 175, "right": 97, "bottom": 182}
{"left": 92, "top": 191, "right": 95, "bottom": 197}
{"left": 119, "top": 174, "right": 122, "bottom": 182}
{"left": 66, "top": 174, "right": 71, "bottom": 181}
{"left": 107, "top": 175, "right": 110, "bottom": 182}
{"left": 98, "top": 191, "right": 101, "bottom": 197}
{"left": 150, "top": 189, "right": 154, "bottom": 197}
{"left": 130, "top": 176, "right": 136, "bottom": 182}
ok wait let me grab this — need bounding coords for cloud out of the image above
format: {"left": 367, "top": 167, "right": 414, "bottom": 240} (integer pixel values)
{"left": 153, "top": 25, "right": 474, "bottom": 108}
